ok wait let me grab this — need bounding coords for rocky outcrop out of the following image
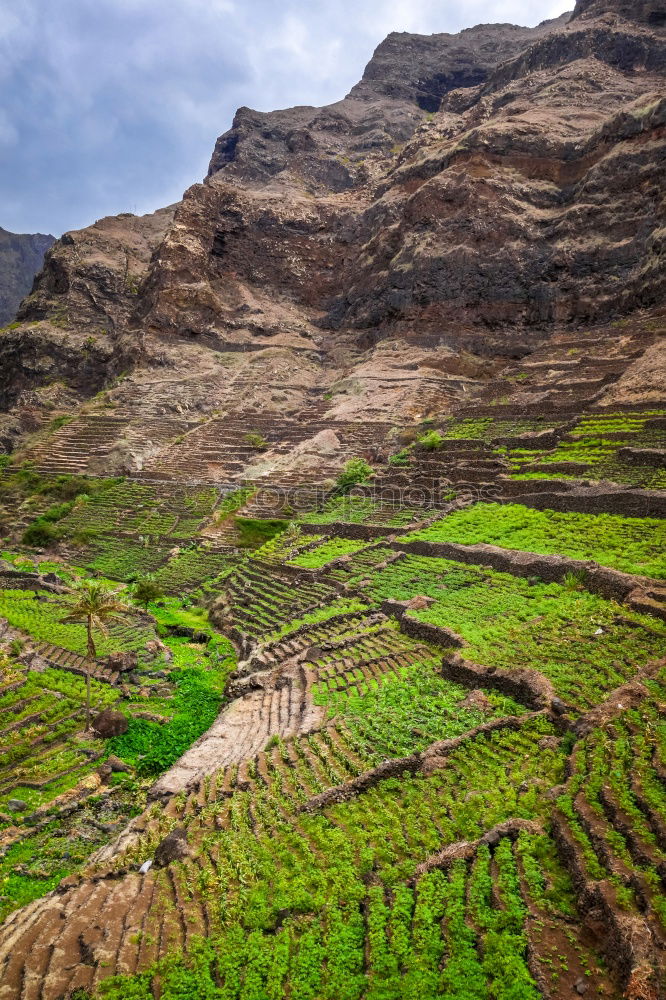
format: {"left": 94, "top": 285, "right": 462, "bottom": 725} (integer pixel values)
{"left": 572, "top": 0, "right": 666, "bottom": 26}
{"left": 0, "top": 227, "right": 54, "bottom": 327}
{"left": 207, "top": 15, "right": 571, "bottom": 185}
{"left": 0, "top": 207, "right": 176, "bottom": 414}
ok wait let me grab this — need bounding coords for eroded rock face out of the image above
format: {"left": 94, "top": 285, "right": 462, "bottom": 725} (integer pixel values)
{"left": 139, "top": 5, "right": 666, "bottom": 372}
{"left": 0, "top": 228, "right": 54, "bottom": 327}
{"left": 573, "top": 0, "right": 666, "bottom": 26}
{"left": 0, "top": 206, "right": 177, "bottom": 413}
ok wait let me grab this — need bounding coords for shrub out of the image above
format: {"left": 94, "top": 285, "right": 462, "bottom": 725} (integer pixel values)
{"left": 132, "top": 577, "right": 164, "bottom": 610}
{"left": 245, "top": 432, "right": 269, "bottom": 450}
{"left": 71, "top": 527, "right": 99, "bottom": 545}
{"left": 234, "top": 517, "right": 289, "bottom": 548}
{"left": 418, "top": 430, "right": 444, "bottom": 450}
{"left": 22, "top": 520, "right": 60, "bottom": 547}
{"left": 334, "top": 458, "right": 373, "bottom": 494}
{"left": 388, "top": 447, "right": 411, "bottom": 467}
{"left": 49, "top": 415, "right": 73, "bottom": 432}
{"left": 41, "top": 502, "right": 74, "bottom": 523}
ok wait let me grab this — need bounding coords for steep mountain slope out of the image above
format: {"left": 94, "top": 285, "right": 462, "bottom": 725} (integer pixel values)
{"left": 0, "top": 228, "right": 54, "bottom": 327}
{"left": 0, "top": 1, "right": 665, "bottom": 998}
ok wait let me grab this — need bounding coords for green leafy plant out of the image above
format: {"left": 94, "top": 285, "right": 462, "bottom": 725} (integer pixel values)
{"left": 333, "top": 458, "right": 373, "bottom": 495}
{"left": 417, "top": 429, "right": 443, "bottom": 450}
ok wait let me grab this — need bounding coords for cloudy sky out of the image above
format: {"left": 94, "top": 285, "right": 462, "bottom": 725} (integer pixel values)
{"left": 1, "top": 0, "right": 572, "bottom": 237}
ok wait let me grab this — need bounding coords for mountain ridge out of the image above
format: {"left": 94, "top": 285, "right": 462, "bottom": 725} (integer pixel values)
{"left": 0, "top": 226, "right": 55, "bottom": 327}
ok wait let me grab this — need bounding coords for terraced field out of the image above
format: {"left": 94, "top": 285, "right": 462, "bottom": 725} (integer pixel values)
{"left": 0, "top": 394, "right": 665, "bottom": 1000}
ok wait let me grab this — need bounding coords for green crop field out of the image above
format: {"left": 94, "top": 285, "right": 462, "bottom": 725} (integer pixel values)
{"left": 401, "top": 503, "right": 666, "bottom": 578}
{"left": 0, "top": 403, "right": 664, "bottom": 1000}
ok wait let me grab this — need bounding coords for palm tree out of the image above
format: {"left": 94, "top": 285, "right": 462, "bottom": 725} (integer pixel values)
{"left": 61, "top": 581, "right": 132, "bottom": 730}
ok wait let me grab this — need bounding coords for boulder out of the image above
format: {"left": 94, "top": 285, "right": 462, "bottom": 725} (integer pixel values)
{"left": 107, "top": 755, "right": 131, "bottom": 773}
{"left": 405, "top": 595, "right": 435, "bottom": 610}
{"left": 154, "top": 826, "right": 190, "bottom": 867}
{"left": 97, "top": 762, "right": 113, "bottom": 782}
{"left": 105, "top": 651, "right": 138, "bottom": 673}
{"left": 7, "top": 798, "right": 28, "bottom": 812}
{"left": 144, "top": 639, "right": 169, "bottom": 660}
{"left": 92, "top": 708, "right": 129, "bottom": 738}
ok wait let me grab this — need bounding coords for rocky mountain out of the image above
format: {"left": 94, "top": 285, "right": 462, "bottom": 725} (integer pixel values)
{"left": 0, "top": 0, "right": 663, "bottom": 459}
{"left": 0, "top": 2, "right": 665, "bottom": 998}
{"left": 0, "top": 227, "right": 54, "bottom": 327}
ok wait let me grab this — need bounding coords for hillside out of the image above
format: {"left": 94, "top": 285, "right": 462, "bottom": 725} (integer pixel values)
{"left": 0, "top": 0, "right": 665, "bottom": 998}
{"left": 0, "top": 227, "right": 54, "bottom": 327}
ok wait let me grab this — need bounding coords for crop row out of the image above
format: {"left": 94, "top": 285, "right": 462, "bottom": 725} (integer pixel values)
{"left": 557, "top": 673, "right": 666, "bottom": 933}
{"left": 401, "top": 502, "right": 666, "bottom": 578}
{"left": 222, "top": 563, "right": 337, "bottom": 639}
{"left": 0, "top": 665, "right": 117, "bottom": 814}
{"left": 151, "top": 548, "right": 231, "bottom": 594}
{"left": 288, "top": 536, "right": 372, "bottom": 569}
{"left": 57, "top": 482, "right": 219, "bottom": 542}
{"left": 0, "top": 589, "right": 157, "bottom": 655}
{"left": 313, "top": 650, "right": 526, "bottom": 762}
{"left": 104, "top": 822, "right": 612, "bottom": 1000}
{"left": 107, "top": 718, "right": 590, "bottom": 999}
{"left": 298, "top": 495, "right": 436, "bottom": 528}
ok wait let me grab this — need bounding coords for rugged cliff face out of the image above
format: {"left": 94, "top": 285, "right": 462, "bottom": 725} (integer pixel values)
{"left": 0, "top": 0, "right": 664, "bottom": 465}
{"left": 0, "top": 227, "right": 54, "bottom": 327}
{"left": 0, "top": 207, "right": 176, "bottom": 415}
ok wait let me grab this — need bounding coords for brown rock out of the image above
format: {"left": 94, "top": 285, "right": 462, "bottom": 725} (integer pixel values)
{"left": 459, "top": 689, "right": 493, "bottom": 713}
{"left": 538, "top": 736, "right": 560, "bottom": 751}
{"left": 107, "top": 755, "right": 131, "bottom": 773}
{"left": 154, "top": 826, "right": 190, "bottom": 867}
{"left": 105, "top": 651, "right": 138, "bottom": 673}
{"left": 92, "top": 709, "right": 129, "bottom": 739}
{"left": 405, "top": 594, "right": 435, "bottom": 611}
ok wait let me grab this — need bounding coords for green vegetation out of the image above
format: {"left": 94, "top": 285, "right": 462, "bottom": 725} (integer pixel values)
{"left": 1, "top": 398, "right": 664, "bottom": 997}
{"left": 314, "top": 651, "right": 526, "bottom": 762}
{"left": 0, "top": 588, "right": 155, "bottom": 656}
{"left": 288, "top": 536, "right": 371, "bottom": 569}
{"left": 299, "top": 494, "right": 436, "bottom": 528}
{"left": 417, "top": 429, "right": 443, "bottom": 450}
{"left": 132, "top": 576, "right": 164, "bottom": 610}
{"left": 333, "top": 458, "right": 374, "bottom": 494}
{"left": 506, "top": 410, "right": 666, "bottom": 488}
{"left": 336, "top": 551, "right": 665, "bottom": 708}
{"left": 244, "top": 432, "right": 269, "bottom": 449}
{"left": 96, "top": 717, "right": 573, "bottom": 1000}
{"left": 402, "top": 503, "right": 666, "bottom": 578}
{"left": 109, "top": 653, "right": 232, "bottom": 776}
{"left": 557, "top": 670, "right": 666, "bottom": 929}
{"left": 234, "top": 516, "right": 289, "bottom": 548}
